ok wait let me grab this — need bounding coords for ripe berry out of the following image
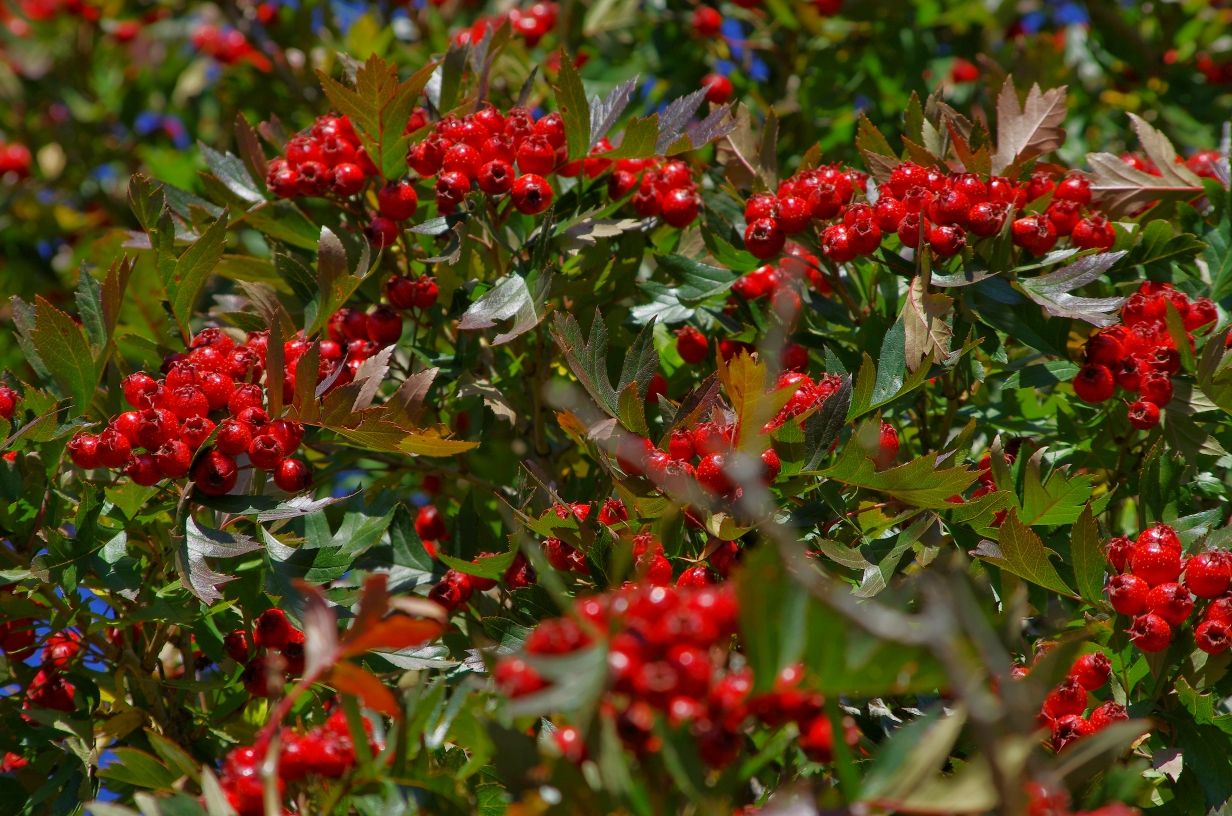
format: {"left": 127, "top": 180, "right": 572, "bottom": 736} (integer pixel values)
{"left": 1137, "top": 523, "right": 1181, "bottom": 554}
{"left": 1073, "top": 363, "right": 1115, "bottom": 403}
{"left": 478, "top": 159, "right": 515, "bottom": 195}
{"left": 1042, "top": 676, "right": 1088, "bottom": 720}
{"left": 1105, "top": 535, "right": 1133, "bottom": 572}
{"left": 274, "top": 459, "right": 311, "bottom": 492}
{"left": 248, "top": 434, "right": 285, "bottom": 470}
{"left": 365, "top": 216, "right": 399, "bottom": 249}
{"left": 511, "top": 174, "right": 553, "bottom": 214}
{"left": 702, "top": 73, "right": 733, "bottom": 105}
{"left": 1012, "top": 214, "right": 1058, "bottom": 255}
{"left": 1127, "top": 612, "right": 1172, "bottom": 652}
{"left": 927, "top": 187, "right": 969, "bottom": 225}
{"left": 696, "top": 453, "right": 732, "bottom": 495}
{"left": 124, "top": 453, "right": 161, "bottom": 486}
{"left": 744, "top": 217, "right": 786, "bottom": 259}
{"left": 223, "top": 629, "right": 250, "bottom": 662}
{"left": 1051, "top": 714, "right": 1093, "bottom": 752}
{"left": 1139, "top": 372, "right": 1173, "bottom": 407}
{"left": 67, "top": 433, "right": 101, "bottom": 469}
{"left": 1196, "top": 617, "right": 1232, "bottom": 654}
{"left": 1146, "top": 582, "right": 1194, "bottom": 625}
{"left": 821, "top": 223, "right": 856, "bottom": 263}
{"left": 377, "top": 180, "right": 419, "bottom": 221}
{"left": 0, "top": 384, "right": 17, "bottom": 420}
{"left": 1069, "top": 652, "right": 1111, "bottom": 691}
{"left": 1107, "top": 573, "right": 1150, "bottom": 616}
{"left": 928, "top": 224, "right": 966, "bottom": 257}
{"left": 191, "top": 450, "right": 238, "bottom": 496}
{"left": 1127, "top": 399, "right": 1160, "bottom": 429}
{"left": 331, "top": 162, "right": 366, "bottom": 196}
{"left": 1054, "top": 173, "right": 1092, "bottom": 205}
{"left": 1130, "top": 540, "right": 1182, "bottom": 587}
{"left": 254, "top": 608, "right": 294, "bottom": 649}
{"left": 761, "top": 447, "right": 782, "bottom": 482}
{"left": 443, "top": 142, "right": 484, "bottom": 179}
{"left": 97, "top": 427, "right": 133, "bottom": 468}
{"left": 967, "top": 201, "right": 1006, "bottom": 237}
{"left": 154, "top": 440, "right": 193, "bottom": 478}
{"left": 434, "top": 170, "right": 472, "bottom": 214}
{"left": 661, "top": 187, "right": 702, "bottom": 227}
{"left": 215, "top": 419, "right": 253, "bottom": 457}
{"left": 1089, "top": 701, "right": 1129, "bottom": 730}
{"left": 415, "top": 504, "right": 448, "bottom": 543}
{"left": 692, "top": 6, "right": 722, "bottom": 37}
{"left": 1185, "top": 551, "right": 1232, "bottom": 598}
{"left": 366, "top": 305, "right": 403, "bottom": 347}
{"left": 675, "top": 326, "right": 708, "bottom": 364}
{"left": 122, "top": 371, "right": 160, "bottom": 409}
{"left": 1071, "top": 216, "right": 1115, "bottom": 250}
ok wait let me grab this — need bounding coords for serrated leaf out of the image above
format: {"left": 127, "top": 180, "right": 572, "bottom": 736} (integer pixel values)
{"left": 655, "top": 87, "right": 709, "bottom": 155}
{"left": 29, "top": 296, "right": 96, "bottom": 412}
{"left": 604, "top": 114, "right": 659, "bottom": 160}
{"left": 166, "top": 215, "right": 228, "bottom": 338}
{"left": 75, "top": 268, "right": 107, "bottom": 350}
{"left": 973, "top": 512, "right": 1077, "bottom": 598}
{"left": 816, "top": 443, "right": 979, "bottom": 509}
{"left": 458, "top": 272, "right": 552, "bottom": 345}
{"left": 803, "top": 376, "right": 852, "bottom": 470}
{"left": 199, "top": 143, "right": 263, "bottom": 204}
{"left": 901, "top": 276, "right": 953, "bottom": 372}
{"left": 1070, "top": 505, "right": 1105, "bottom": 606}
{"left": 589, "top": 78, "right": 638, "bottom": 149}
{"left": 555, "top": 54, "right": 590, "bottom": 161}
{"left": 718, "top": 350, "right": 793, "bottom": 450}
{"left": 992, "top": 77, "right": 1067, "bottom": 173}
{"left": 654, "top": 254, "right": 737, "bottom": 304}
{"left": 1018, "top": 250, "right": 1127, "bottom": 326}
{"left": 1019, "top": 448, "right": 1094, "bottom": 526}
{"left": 176, "top": 517, "right": 261, "bottom": 604}
{"left": 1088, "top": 152, "right": 1204, "bottom": 217}
{"left": 550, "top": 311, "right": 618, "bottom": 416}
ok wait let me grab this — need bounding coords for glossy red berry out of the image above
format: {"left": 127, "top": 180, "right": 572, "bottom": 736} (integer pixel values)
{"left": 696, "top": 453, "right": 732, "bottom": 495}
{"left": 366, "top": 305, "right": 403, "bottom": 347}
{"left": 1146, "top": 582, "right": 1194, "bottom": 625}
{"left": 1107, "top": 573, "right": 1150, "bottom": 616}
{"left": 1089, "top": 701, "right": 1129, "bottom": 730}
{"left": 97, "top": 427, "right": 133, "bottom": 468}
{"left": 1071, "top": 215, "right": 1115, "bottom": 250}
{"left": 1042, "top": 676, "right": 1088, "bottom": 720}
{"left": 1130, "top": 540, "right": 1183, "bottom": 587}
{"left": 1127, "top": 611, "right": 1172, "bottom": 652}
{"left": 192, "top": 450, "right": 238, "bottom": 496}
{"left": 675, "top": 326, "right": 708, "bottom": 364}
{"left": 68, "top": 433, "right": 102, "bottom": 469}
{"left": 122, "top": 371, "right": 160, "bottom": 408}
{"left": 1054, "top": 173, "right": 1092, "bottom": 205}
{"left": 511, "top": 173, "right": 553, "bottom": 214}
{"left": 153, "top": 440, "right": 193, "bottom": 478}
{"left": 928, "top": 223, "right": 966, "bottom": 257}
{"left": 415, "top": 504, "right": 448, "bottom": 543}
{"left": 1051, "top": 714, "right": 1093, "bottom": 752}
{"left": 1138, "top": 523, "right": 1182, "bottom": 554}
{"left": 124, "top": 453, "right": 161, "bottom": 486}
{"left": 661, "top": 187, "right": 702, "bottom": 227}
{"left": 744, "top": 217, "right": 786, "bottom": 259}
{"left": 223, "top": 629, "right": 250, "bottom": 662}
{"left": 377, "top": 179, "right": 419, "bottom": 221}
{"left": 1073, "top": 363, "right": 1115, "bottom": 403}
{"left": 1012, "top": 214, "right": 1058, "bottom": 255}
{"left": 1185, "top": 551, "right": 1232, "bottom": 598}
{"left": 478, "top": 158, "right": 515, "bottom": 195}
{"left": 248, "top": 434, "right": 285, "bottom": 470}
{"left": 1069, "top": 652, "right": 1111, "bottom": 691}
{"left": 1127, "top": 399, "right": 1160, "bottom": 429}
{"left": 273, "top": 459, "right": 311, "bottom": 492}
{"left": 1196, "top": 617, "right": 1232, "bottom": 654}
{"left": 0, "top": 384, "right": 17, "bottom": 420}
{"left": 702, "top": 73, "right": 733, "bottom": 104}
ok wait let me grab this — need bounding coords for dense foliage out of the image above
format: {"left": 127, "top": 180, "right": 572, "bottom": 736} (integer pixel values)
{"left": 5, "top": 1, "right": 1232, "bottom": 814}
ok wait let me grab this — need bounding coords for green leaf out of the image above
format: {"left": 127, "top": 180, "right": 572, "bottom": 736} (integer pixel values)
{"left": 175, "top": 517, "right": 261, "bottom": 604}
{"left": 29, "top": 296, "right": 97, "bottom": 413}
{"left": 1122, "top": 219, "right": 1206, "bottom": 269}
{"left": 438, "top": 548, "right": 519, "bottom": 581}
{"left": 1018, "top": 448, "right": 1094, "bottom": 526}
{"left": 974, "top": 511, "right": 1077, "bottom": 598}
{"left": 199, "top": 144, "right": 263, "bottom": 204}
{"left": 97, "top": 748, "right": 179, "bottom": 790}
{"left": 166, "top": 215, "right": 228, "bottom": 339}
{"left": 737, "top": 545, "right": 810, "bottom": 692}
{"left": 861, "top": 705, "right": 967, "bottom": 801}
{"left": 1070, "top": 505, "right": 1106, "bottom": 606}
{"left": 603, "top": 115, "right": 660, "bottom": 160}
{"left": 815, "top": 443, "right": 979, "bottom": 509}
{"left": 75, "top": 269, "right": 107, "bottom": 350}
{"left": 458, "top": 272, "right": 552, "bottom": 346}
{"left": 653, "top": 254, "right": 737, "bottom": 304}
{"left": 803, "top": 376, "right": 852, "bottom": 470}
{"left": 555, "top": 54, "right": 591, "bottom": 161}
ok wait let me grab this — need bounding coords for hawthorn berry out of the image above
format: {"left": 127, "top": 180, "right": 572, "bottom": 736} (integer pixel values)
{"left": 1107, "top": 573, "right": 1150, "bottom": 616}
{"left": 661, "top": 187, "right": 702, "bottom": 227}
{"left": 1089, "top": 701, "right": 1129, "bottom": 730}
{"left": 1146, "top": 582, "right": 1194, "bottom": 625}
{"left": 1069, "top": 652, "right": 1111, "bottom": 691}
{"left": 1127, "top": 399, "right": 1160, "bottom": 429}
{"left": 1130, "top": 539, "right": 1182, "bottom": 587}
{"left": 702, "top": 73, "right": 733, "bottom": 104}
{"left": 273, "top": 459, "right": 311, "bottom": 492}
{"left": 1073, "top": 363, "right": 1115, "bottom": 403}
{"left": 1011, "top": 214, "right": 1058, "bottom": 255}
{"left": 511, "top": 173, "right": 552, "bottom": 214}
{"left": 1127, "top": 612, "right": 1172, "bottom": 652}
{"left": 192, "top": 450, "right": 238, "bottom": 496}
{"left": 744, "top": 217, "right": 786, "bottom": 259}
{"left": 675, "top": 326, "right": 708, "bottom": 364}
{"left": 1185, "top": 551, "right": 1232, "bottom": 598}
{"left": 0, "top": 384, "right": 17, "bottom": 419}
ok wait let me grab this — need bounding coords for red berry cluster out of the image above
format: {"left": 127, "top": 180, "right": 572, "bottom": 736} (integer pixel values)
{"left": 0, "top": 140, "right": 32, "bottom": 180}
{"left": 18, "top": 629, "right": 83, "bottom": 714}
{"left": 451, "top": 2, "right": 558, "bottom": 48}
{"left": 266, "top": 114, "right": 379, "bottom": 201}
{"left": 218, "top": 708, "right": 380, "bottom": 815}
{"left": 66, "top": 328, "right": 313, "bottom": 496}
{"left": 190, "top": 24, "right": 271, "bottom": 71}
{"left": 226, "top": 608, "right": 305, "bottom": 698}
{"left": 1032, "top": 651, "right": 1127, "bottom": 752}
{"left": 1072, "top": 281, "right": 1216, "bottom": 427}
{"left": 741, "top": 162, "right": 1121, "bottom": 264}
{"left": 609, "top": 157, "right": 703, "bottom": 228}
{"left": 1105, "top": 523, "right": 1232, "bottom": 655}
{"left": 494, "top": 584, "right": 859, "bottom": 768}
{"left": 731, "top": 244, "right": 832, "bottom": 304}
{"left": 616, "top": 416, "right": 782, "bottom": 500}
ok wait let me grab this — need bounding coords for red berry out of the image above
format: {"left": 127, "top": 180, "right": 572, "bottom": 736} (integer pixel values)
{"left": 0, "top": 384, "right": 17, "bottom": 420}
{"left": 97, "top": 427, "right": 133, "bottom": 468}
{"left": 153, "top": 440, "right": 193, "bottom": 478}
{"left": 1107, "top": 573, "right": 1150, "bottom": 616}
{"left": 928, "top": 223, "right": 967, "bottom": 257}
{"left": 377, "top": 179, "right": 419, "bottom": 221}
{"left": 1089, "top": 701, "right": 1129, "bottom": 730}
{"left": 696, "top": 453, "right": 732, "bottom": 494}
{"left": 1185, "top": 551, "right": 1232, "bottom": 598}
{"left": 661, "top": 187, "right": 701, "bottom": 227}
{"left": 247, "top": 434, "right": 285, "bottom": 470}
{"left": 1071, "top": 215, "right": 1115, "bottom": 250}
{"left": 415, "top": 504, "right": 448, "bottom": 543}
{"left": 1138, "top": 523, "right": 1181, "bottom": 554}
{"left": 254, "top": 608, "right": 294, "bottom": 649}
{"left": 511, "top": 174, "right": 553, "bottom": 215}
{"left": 124, "top": 453, "right": 161, "bottom": 486}
{"left": 1069, "top": 652, "right": 1111, "bottom": 691}
{"left": 1012, "top": 214, "right": 1058, "bottom": 255}
{"left": 675, "top": 326, "right": 708, "bottom": 364}
{"left": 223, "top": 629, "right": 250, "bottom": 662}
{"left": 216, "top": 419, "right": 253, "bottom": 456}
{"left": 1139, "top": 372, "right": 1173, "bottom": 407}
{"left": 434, "top": 170, "right": 471, "bottom": 213}
{"left": 192, "top": 450, "right": 238, "bottom": 496}
{"left": 68, "top": 433, "right": 101, "bottom": 469}
{"left": 1051, "top": 714, "right": 1093, "bottom": 752}
{"left": 1130, "top": 540, "right": 1183, "bottom": 587}
{"left": 366, "top": 305, "right": 403, "bottom": 347}
{"left": 478, "top": 158, "right": 515, "bottom": 195}
{"left": 701, "top": 73, "right": 733, "bottom": 104}
{"left": 273, "top": 459, "right": 311, "bottom": 492}
{"left": 1146, "top": 582, "right": 1194, "bottom": 625}
{"left": 1127, "top": 399, "right": 1160, "bottom": 429}
{"left": 1042, "top": 676, "right": 1088, "bottom": 720}
{"left": 1054, "top": 173, "right": 1092, "bottom": 205}
{"left": 744, "top": 217, "right": 786, "bottom": 259}
{"left": 331, "top": 162, "right": 366, "bottom": 196}
{"left": 365, "top": 216, "right": 399, "bottom": 249}
{"left": 122, "top": 371, "right": 160, "bottom": 408}
{"left": 1127, "top": 612, "right": 1172, "bottom": 652}
{"left": 692, "top": 6, "right": 722, "bottom": 37}
{"left": 1072, "top": 363, "right": 1115, "bottom": 403}
{"left": 1196, "top": 617, "right": 1232, "bottom": 654}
